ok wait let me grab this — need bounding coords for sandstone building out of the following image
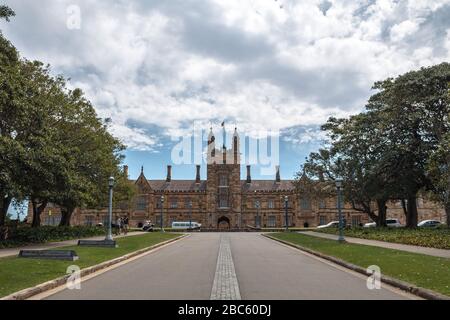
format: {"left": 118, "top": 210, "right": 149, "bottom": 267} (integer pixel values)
{"left": 29, "top": 128, "right": 447, "bottom": 229}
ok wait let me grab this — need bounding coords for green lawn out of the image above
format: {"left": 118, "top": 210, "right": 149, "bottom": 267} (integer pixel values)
{"left": 314, "top": 227, "right": 450, "bottom": 249}
{"left": 270, "top": 232, "right": 450, "bottom": 297}
{"left": 0, "top": 232, "right": 180, "bottom": 298}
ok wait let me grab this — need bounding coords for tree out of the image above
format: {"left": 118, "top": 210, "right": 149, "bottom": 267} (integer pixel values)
{"left": 0, "top": 5, "right": 15, "bottom": 21}
{"left": 0, "top": 7, "right": 23, "bottom": 226}
{"left": 0, "top": 6, "right": 133, "bottom": 227}
{"left": 16, "top": 61, "right": 70, "bottom": 227}
{"left": 298, "top": 63, "right": 450, "bottom": 228}
{"left": 53, "top": 89, "right": 130, "bottom": 226}
{"left": 366, "top": 63, "right": 450, "bottom": 227}
{"left": 299, "top": 111, "right": 393, "bottom": 227}
{"left": 427, "top": 131, "right": 450, "bottom": 226}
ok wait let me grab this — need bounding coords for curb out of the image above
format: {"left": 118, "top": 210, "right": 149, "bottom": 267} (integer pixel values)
{"left": 263, "top": 234, "right": 450, "bottom": 301}
{"left": 1, "top": 234, "right": 188, "bottom": 301}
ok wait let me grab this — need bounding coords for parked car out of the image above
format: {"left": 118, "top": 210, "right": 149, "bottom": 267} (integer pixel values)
{"left": 418, "top": 220, "right": 442, "bottom": 228}
{"left": 363, "top": 222, "right": 376, "bottom": 228}
{"left": 142, "top": 221, "right": 155, "bottom": 232}
{"left": 363, "top": 219, "right": 402, "bottom": 228}
{"left": 317, "top": 221, "right": 340, "bottom": 229}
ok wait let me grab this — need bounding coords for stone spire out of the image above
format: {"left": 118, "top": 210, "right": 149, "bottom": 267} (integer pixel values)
{"left": 233, "top": 127, "right": 240, "bottom": 165}
{"left": 166, "top": 165, "right": 172, "bottom": 182}
{"left": 208, "top": 127, "right": 216, "bottom": 161}
{"left": 246, "top": 165, "right": 252, "bottom": 183}
{"left": 276, "top": 166, "right": 281, "bottom": 183}
{"left": 196, "top": 165, "right": 201, "bottom": 184}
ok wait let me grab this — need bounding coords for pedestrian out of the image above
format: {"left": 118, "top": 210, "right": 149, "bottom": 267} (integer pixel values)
{"left": 123, "top": 215, "right": 129, "bottom": 235}
{"left": 116, "top": 216, "right": 122, "bottom": 235}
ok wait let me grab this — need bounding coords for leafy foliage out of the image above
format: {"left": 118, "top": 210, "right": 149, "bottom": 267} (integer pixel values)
{"left": 298, "top": 63, "right": 450, "bottom": 228}
{"left": 0, "top": 5, "right": 15, "bottom": 21}
{"left": 0, "top": 225, "right": 105, "bottom": 248}
{"left": 0, "top": 7, "right": 134, "bottom": 227}
{"left": 315, "top": 226, "right": 450, "bottom": 249}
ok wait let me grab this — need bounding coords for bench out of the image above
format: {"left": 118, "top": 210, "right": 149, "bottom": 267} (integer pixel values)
{"left": 77, "top": 239, "right": 117, "bottom": 248}
{"left": 19, "top": 250, "right": 79, "bottom": 261}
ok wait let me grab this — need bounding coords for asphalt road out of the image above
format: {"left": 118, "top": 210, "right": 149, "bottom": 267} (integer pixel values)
{"left": 45, "top": 233, "right": 414, "bottom": 300}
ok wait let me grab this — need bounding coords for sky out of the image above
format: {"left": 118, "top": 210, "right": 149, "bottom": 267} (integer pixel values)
{"left": 2, "top": 0, "right": 450, "bottom": 216}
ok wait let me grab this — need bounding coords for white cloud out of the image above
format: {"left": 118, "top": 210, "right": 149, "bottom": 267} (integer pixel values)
{"left": 1, "top": 0, "right": 450, "bottom": 150}
{"left": 390, "top": 20, "right": 420, "bottom": 42}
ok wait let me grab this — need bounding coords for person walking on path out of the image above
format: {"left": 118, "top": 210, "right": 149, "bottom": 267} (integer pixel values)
{"left": 123, "top": 215, "right": 129, "bottom": 235}
{"left": 116, "top": 217, "right": 123, "bottom": 235}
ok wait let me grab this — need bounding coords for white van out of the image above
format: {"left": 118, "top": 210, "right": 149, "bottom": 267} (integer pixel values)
{"left": 172, "top": 222, "right": 202, "bottom": 230}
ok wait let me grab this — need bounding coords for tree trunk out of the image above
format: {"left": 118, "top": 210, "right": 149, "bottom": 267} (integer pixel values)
{"left": 376, "top": 199, "right": 387, "bottom": 227}
{"left": 59, "top": 206, "right": 75, "bottom": 227}
{"left": 367, "top": 211, "right": 379, "bottom": 225}
{"left": 405, "top": 195, "right": 418, "bottom": 228}
{"left": 0, "top": 195, "right": 12, "bottom": 227}
{"left": 31, "top": 199, "right": 48, "bottom": 228}
{"left": 445, "top": 202, "right": 450, "bottom": 228}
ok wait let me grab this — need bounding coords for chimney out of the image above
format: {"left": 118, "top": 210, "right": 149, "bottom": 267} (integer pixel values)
{"left": 246, "top": 165, "right": 252, "bottom": 183}
{"left": 196, "top": 165, "right": 201, "bottom": 183}
{"left": 276, "top": 166, "right": 281, "bottom": 183}
{"left": 166, "top": 165, "right": 172, "bottom": 182}
{"left": 123, "top": 165, "right": 129, "bottom": 178}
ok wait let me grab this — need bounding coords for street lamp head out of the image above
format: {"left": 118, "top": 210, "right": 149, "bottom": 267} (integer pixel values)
{"left": 335, "top": 178, "right": 343, "bottom": 188}
{"left": 161, "top": 195, "right": 165, "bottom": 203}
{"left": 284, "top": 196, "right": 288, "bottom": 202}
{"left": 108, "top": 176, "right": 115, "bottom": 187}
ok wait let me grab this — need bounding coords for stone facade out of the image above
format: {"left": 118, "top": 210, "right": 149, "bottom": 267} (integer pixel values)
{"left": 28, "top": 129, "right": 447, "bottom": 229}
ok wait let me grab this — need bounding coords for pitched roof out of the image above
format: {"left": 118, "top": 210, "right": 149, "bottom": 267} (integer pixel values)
{"left": 241, "top": 180, "right": 295, "bottom": 192}
{"left": 134, "top": 179, "right": 296, "bottom": 192}
{"left": 149, "top": 180, "right": 207, "bottom": 192}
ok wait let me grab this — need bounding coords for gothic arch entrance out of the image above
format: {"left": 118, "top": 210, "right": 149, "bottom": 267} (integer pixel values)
{"left": 217, "top": 216, "right": 231, "bottom": 230}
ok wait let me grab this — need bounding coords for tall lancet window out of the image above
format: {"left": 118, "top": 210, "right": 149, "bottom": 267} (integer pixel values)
{"left": 218, "top": 174, "right": 229, "bottom": 208}
{"left": 219, "top": 175, "right": 228, "bottom": 187}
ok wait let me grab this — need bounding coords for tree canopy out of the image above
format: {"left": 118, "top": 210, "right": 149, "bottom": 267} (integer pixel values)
{"left": 0, "top": 6, "right": 135, "bottom": 227}
{"left": 298, "top": 63, "right": 450, "bottom": 228}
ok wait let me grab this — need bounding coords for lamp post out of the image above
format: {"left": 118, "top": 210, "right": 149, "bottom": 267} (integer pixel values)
{"left": 160, "top": 195, "right": 165, "bottom": 232}
{"left": 336, "top": 179, "right": 345, "bottom": 242}
{"left": 106, "top": 176, "right": 115, "bottom": 241}
{"left": 188, "top": 200, "right": 193, "bottom": 230}
{"left": 255, "top": 199, "right": 261, "bottom": 229}
{"left": 284, "top": 196, "right": 289, "bottom": 232}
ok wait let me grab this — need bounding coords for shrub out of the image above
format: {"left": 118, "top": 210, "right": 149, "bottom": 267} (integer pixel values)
{"left": 315, "top": 226, "right": 450, "bottom": 249}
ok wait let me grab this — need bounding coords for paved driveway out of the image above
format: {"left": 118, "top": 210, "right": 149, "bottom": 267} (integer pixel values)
{"left": 44, "top": 233, "right": 415, "bottom": 300}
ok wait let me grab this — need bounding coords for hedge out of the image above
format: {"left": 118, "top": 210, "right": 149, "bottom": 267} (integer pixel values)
{"left": 315, "top": 226, "right": 450, "bottom": 249}
{"left": 0, "top": 225, "right": 106, "bottom": 249}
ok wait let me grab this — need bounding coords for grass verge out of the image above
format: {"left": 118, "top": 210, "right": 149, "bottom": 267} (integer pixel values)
{"left": 314, "top": 227, "right": 450, "bottom": 249}
{"left": 270, "top": 232, "right": 450, "bottom": 296}
{"left": 0, "top": 232, "right": 179, "bottom": 298}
